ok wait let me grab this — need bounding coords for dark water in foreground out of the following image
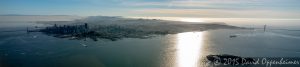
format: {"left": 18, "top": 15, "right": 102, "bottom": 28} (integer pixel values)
{"left": 1, "top": 16, "right": 300, "bottom": 67}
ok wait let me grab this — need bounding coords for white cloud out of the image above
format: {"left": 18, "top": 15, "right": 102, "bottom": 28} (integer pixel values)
{"left": 132, "top": 8, "right": 300, "bottom": 18}
{"left": 123, "top": 0, "right": 264, "bottom": 9}
{"left": 120, "top": 0, "right": 300, "bottom": 18}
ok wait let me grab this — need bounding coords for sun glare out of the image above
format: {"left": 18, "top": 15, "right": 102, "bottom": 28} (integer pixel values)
{"left": 179, "top": 18, "right": 205, "bottom": 22}
{"left": 176, "top": 32, "right": 203, "bottom": 67}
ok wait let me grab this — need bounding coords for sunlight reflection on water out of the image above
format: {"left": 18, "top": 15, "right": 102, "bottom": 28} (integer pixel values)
{"left": 176, "top": 32, "right": 203, "bottom": 67}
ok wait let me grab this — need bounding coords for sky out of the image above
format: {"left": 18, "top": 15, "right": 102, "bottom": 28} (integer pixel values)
{"left": 1, "top": 0, "right": 300, "bottom": 18}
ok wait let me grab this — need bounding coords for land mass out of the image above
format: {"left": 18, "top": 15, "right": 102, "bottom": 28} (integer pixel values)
{"left": 31, "top": 16, "right": 246, "bottom": 41}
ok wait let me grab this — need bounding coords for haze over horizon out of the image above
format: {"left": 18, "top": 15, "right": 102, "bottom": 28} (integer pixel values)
{"left": 1, "top": 0, "right": 300, "bottom": 19}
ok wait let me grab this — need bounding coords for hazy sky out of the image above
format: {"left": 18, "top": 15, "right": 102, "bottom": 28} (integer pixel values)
{"left": 1, "top": 0, "right": 300, "bottom": 18}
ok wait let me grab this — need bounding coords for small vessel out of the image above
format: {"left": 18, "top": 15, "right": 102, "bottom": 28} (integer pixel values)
{"left": 80, "top": 43, "right": 88, "bottom": 47}
{"left": 229, "top": 34, "right": 237, "bottom": 38}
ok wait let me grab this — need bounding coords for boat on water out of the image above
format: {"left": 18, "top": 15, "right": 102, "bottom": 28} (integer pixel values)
{"left": 229, "top": 34, "right": 237, "bottom": 38}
